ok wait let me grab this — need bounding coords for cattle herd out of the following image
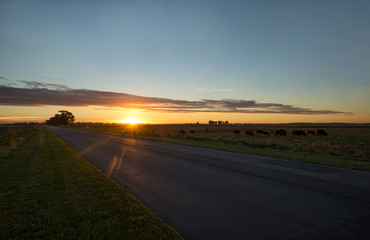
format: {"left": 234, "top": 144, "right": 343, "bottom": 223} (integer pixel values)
{"left": 179, "top": 128, "right": 328, "bottom": 137}
{"left": 237, "top": 129, "right": 328, "bottom": 136}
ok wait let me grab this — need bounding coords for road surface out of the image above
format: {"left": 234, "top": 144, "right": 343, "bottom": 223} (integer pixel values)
{"left": 47, "top": 126, "right": 370, "bottom": 240}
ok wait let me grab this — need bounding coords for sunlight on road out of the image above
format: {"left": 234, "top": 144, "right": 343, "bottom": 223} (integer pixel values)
{"left": 80, "top": 135, "right": 114, "bottom": 155}
{"left": 107, "top": 147, "right": 126, "bottom": 177}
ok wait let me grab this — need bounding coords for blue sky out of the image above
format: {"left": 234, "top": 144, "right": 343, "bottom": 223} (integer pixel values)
{"left": 1, "top": 0, "right": 369, "bottom": 123}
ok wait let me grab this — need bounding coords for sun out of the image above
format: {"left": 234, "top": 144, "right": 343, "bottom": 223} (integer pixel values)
{"left": 122, "top": 118, "right": 140, "bottom": 125}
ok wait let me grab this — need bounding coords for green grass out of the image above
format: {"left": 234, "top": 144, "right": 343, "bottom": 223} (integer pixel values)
{"left": 0, "top": 126, "right": 182, "bottom": 240}
{"left": 69, "top": 123, "right": 370, "bottom": 172}
{"left": 0, "top": 125, "right": 37, "bottom": 158}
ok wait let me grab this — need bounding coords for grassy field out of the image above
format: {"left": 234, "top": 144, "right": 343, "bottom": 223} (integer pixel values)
{"left": 0, "top": 124, "right": 38, "bottom": 158}
{"left": 70, "top": 123, "right": 370, "bottom": 172}
{"left": 0, "top": 126, "right": 182, "bottom": 240}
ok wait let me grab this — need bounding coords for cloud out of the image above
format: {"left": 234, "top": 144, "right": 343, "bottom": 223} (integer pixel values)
{"left": 197, "top": 88, "right": 233, "bottom": 92}
{"left": 0, "top": 84, "right": 347, "bottom": 115}
{"left": 0, "top": 76, "right": 348, "bottom": 115}
{"left": 0, "top": 76, "right": 70, "bottom": 90}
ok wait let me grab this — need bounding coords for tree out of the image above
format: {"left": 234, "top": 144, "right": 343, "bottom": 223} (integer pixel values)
{"left": 45, "top": 110, "right": 75, "bottom": 126}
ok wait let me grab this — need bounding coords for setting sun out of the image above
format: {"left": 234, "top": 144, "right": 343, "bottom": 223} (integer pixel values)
{"left": 122, "top": 118, "right": 140, "bottom": 125}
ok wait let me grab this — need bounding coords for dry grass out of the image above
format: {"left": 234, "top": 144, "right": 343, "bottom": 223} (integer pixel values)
{"left": 0, "top": 125, "right": 37, "bottom": 157}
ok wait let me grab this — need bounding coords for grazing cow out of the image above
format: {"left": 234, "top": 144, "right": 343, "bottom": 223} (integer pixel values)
{"left": 233, "top": 130, "right": 241, "bottom": 135}
{"left": 179, "top": 129, "right": 186, "bottom": 134}
{"left": 263, "top": 131, "right": 270, "bottom": 136}
{"left": 307, "top": 130, "right": 316, "bottom": 136}
{"left": 317, "top": 129, "right": 328, "bottom": 136}
{"left": 205, "top": 128, "right": 208, "bottom": 133}
{"left": 275, "top": 129, "right": 287, "bottom": 136}
{"left": 292, "top": 130, "right": 306, "bottom": 136}
{"left": 189, "top": 130, "right": 195, "bottom": 134}
{"left": 257, "top": 130, "right": 264, "bottom": 134}
{"left": 245, "top": 131, "right": 254, "bottom": 136}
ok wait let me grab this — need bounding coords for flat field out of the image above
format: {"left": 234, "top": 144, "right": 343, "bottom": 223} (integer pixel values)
{"left": 70, "top": 123, "right": 370, "bottom": 171}
{"left": 0, "top": 126, "right": 182, "bottom": 239}
{"left": 0, "top": 124, "right": 37, "bottom": 157}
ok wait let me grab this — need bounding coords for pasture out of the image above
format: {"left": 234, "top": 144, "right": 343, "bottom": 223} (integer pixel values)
{"left": 70, "top": 123, "right": 370, "bottom": 171}
{"left": 0, "top": 124, "right": 37, "bottom": 158}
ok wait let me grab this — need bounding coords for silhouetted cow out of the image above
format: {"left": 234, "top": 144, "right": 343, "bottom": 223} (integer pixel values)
{"left": 245, "top": 131, "right": 254, "bottom": 136}
{"left": 189, "top": 130, "right": 195, "bottom": 134}
{"left": 233, "top": 130, "right": 241, "bottom": 135}
{"left": 257, "top": 130, "right": 264, "bottom": 134}
{"left": 179, "top": 130, "right": 186, "bottom": 134}
{"left": 292, "top": 130, "right": 306, "bottom": 136}
{"left": 307, "top": 130, "right": 316, "bottom": 136}
{"left": 275, "top": 129, "right": 287, "bottom": 136}
{"left": 263, "top": 131, "right": 270, "bottom": 136}
{"left": 317, "top": 129, "right": 328, "bottom": 136}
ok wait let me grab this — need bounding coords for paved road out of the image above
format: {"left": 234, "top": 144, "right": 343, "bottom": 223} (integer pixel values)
{"left": 48, "top": 126, "right": 370, "bottom": 240}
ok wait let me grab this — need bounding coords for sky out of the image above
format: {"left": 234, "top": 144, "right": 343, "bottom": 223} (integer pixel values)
{"left": 1, "top": 0, "right": 369, "bottom": 124}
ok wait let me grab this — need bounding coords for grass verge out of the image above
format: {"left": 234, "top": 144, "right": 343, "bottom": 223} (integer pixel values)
{"left": 0, "top": 126, "right": 182, "bottom": 240}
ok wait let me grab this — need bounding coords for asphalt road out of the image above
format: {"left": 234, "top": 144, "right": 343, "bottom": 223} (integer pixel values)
{"left": 47, "top": 126, "right": 370, "bottom": 240}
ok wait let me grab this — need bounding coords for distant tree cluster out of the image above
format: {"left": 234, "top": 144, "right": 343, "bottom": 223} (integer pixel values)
{"left": 209, "top": 120, "right": 229, "bottom": 125}
{"left": 45, "top": 110, "right": 75, "bottom": 126}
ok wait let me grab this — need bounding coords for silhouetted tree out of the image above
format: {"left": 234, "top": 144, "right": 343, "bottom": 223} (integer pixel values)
{"left": 45, "top": 110, "right": 75, "bottom": 126}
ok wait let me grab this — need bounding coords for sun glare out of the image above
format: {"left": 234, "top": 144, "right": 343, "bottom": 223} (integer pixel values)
{"left": 122, "top": 118, "right": 140, "bottom": 125}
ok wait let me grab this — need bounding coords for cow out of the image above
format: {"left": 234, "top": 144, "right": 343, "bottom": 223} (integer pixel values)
{"left": 245, "top": 131, "right": 254, "bottom": 136}
{"left": 275, "top": 129, "right": 287, "bottom": 136}
{"left": 179, "top": 129, "right": 186, "bottom": 135}
{"left": 189, "top": 130, "right": 195, "bottom": 134}
{"left": 317, "top": 129, "right": 328, "bottom": 136}
{"left": 233, "top": 130, "right": 241, "bottom": 135}
{"left": 263, "top": 131, "right": 270, "bottom": 136}
{"left": 307, "top": 130, "right": 316, "bottom": 136}
{"left": 292, "top": 130, "right": 306, "bottom": 136}
{"left": 257, "top": 130, "right": 264, "bottom": 134}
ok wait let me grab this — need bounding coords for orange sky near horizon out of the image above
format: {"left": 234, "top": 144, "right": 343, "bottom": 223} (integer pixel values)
{"left": 1, "top": 106, "right": 368, "bottom": 125}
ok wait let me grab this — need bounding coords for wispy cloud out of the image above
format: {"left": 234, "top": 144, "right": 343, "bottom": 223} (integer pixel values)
{"left": 0, "top": 76, "right": 70, "bottom": 90}
{"left": 197, "top": 88, "right": 233, "bottom": 92}
{"left": 0, "top": 77, "right": 348, "bottom": 115}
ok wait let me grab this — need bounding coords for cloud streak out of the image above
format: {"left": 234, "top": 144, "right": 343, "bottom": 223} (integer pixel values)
{"left": 0, "top": 76, "right": 70, "bottom": 90}
{"left": 0, "top": 77, "right": 347, "bottom": 115}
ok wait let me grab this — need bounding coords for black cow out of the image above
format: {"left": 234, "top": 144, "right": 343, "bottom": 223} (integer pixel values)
{"left": 317, "top": 129, "right": 328, "bottom": 136}
{"left": 307, "top": 130, "right": 316, "bottom": 136}
{"left": 275, "top": 129, "right": 287, "bottom": 136}
{"left": 189, "top": 130, "right": 195, "bottom": 134}
{"left": 245, "top": 131, "right": 254, "bottom": 136}
{"left": 256, "top": 130, "right": 264, "bottom": 134}
{"left": 179, "top": 129, "right": 186, "bottom": 134}
{"left": 292, "top": 130, "right": 306, "bottom": 136}
{"left": 263, "top": 131, "right": 270, "bottom": 136}
{"left": 233, "top": 130, "right": 241, "bottom": 135}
